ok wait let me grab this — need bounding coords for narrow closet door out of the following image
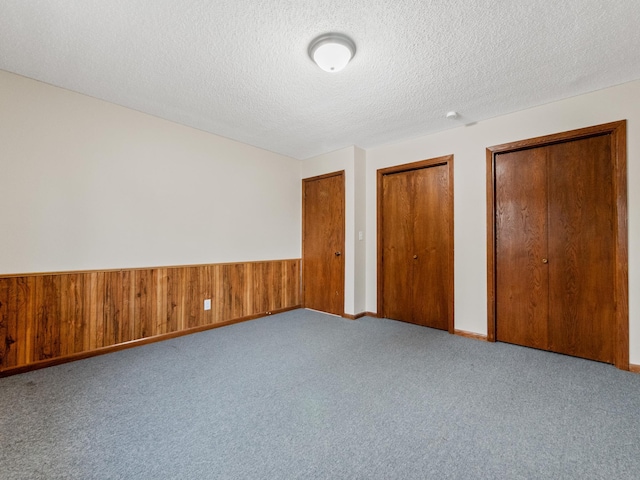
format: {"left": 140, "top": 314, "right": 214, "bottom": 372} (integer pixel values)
{"left": 412, "top": 164, "right": 451, "bottom": 329}
{"left": 381, "top": 170, "right": 414, "bottom": 323}
{"left": 495, "top": 148, "right": 549, "bottom": 350}
{"left": 546, "top": 135, "right": 615, "bottom": 363}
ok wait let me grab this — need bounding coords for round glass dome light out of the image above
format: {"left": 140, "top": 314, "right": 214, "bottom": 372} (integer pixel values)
{"left": 309, "top": 33, "right": 356, "bottom": 73}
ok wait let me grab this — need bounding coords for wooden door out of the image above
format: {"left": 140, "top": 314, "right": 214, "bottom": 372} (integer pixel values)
{"left": 495, "top": 148, "right": 550, "bottom": 350}
{"left": 378, "top": 157, "right": 454, "bottom": 331}
{"left": 489, "top": 121, "right": 627, "bottom": 367}
{"left": 302, "top": 172, "right": 345, "bottom": 316}
{"left": 546, "top": 136, "right": 615, "bottom": 362}
{"left": 413, "top": 165, "right": 451, "bottom": 330}
{"left": 381, "top": 170, "right": 413, "bottom": 323}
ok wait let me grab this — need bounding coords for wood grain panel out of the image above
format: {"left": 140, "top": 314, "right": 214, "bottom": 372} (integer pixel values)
{"left": 252, "top": 262, "right": 270, "bottom": 314}
{"left": 286, "top": 260, "right": 301, "bottom": 308}
{"left": 105, "top": 271, "right": 123, "bottom": 345}
{"left": 0, "top": 259, "right": 301, "bottom": 376}
{"left": 35, "top": 275, "right": 62, "bottom": 361}
{"left": 381, "top": 170, "right": 414, "bottom": 323}
{"left": 413, "top": 164, "right": 450, "bottom": 330}
{"left": 302, "top": 172, "right": 345, "bottom": 316}
{"left": 495, "top": 148, "right": 549, "bottom": 350}
{"left": 60, "top": 274, "right": 84, "bottom": 356}
{"left": 85, "top": 272, "right": 97, "bottom": 350}
{"left": 547, "top": 134, "right": 615, "bottom": 363}
{"left": 271, "top": 261, "right": 283, "bottom": 311}
{"left": 167, "top": 267, "right": 183, "bottom": 333}
{"left": 22, "top": 278, "right": 36, "bottom": 365}
{"left": 0, "top": 278, "right": 17, "bottom": 367}
{"left": 122, "top": 270, "right": 135, "bottom": 343}
{"left": 135, "top": 269, "right": 151, "bottom": 340}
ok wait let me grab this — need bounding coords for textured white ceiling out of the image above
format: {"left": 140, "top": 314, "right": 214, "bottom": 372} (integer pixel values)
{"left": 1, "top": 1, "right": 639, "bottom": 160}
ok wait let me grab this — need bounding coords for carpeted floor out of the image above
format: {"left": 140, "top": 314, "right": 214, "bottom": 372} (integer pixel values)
{"left": 1, "top": 309, "right": 639, "bottom": 479}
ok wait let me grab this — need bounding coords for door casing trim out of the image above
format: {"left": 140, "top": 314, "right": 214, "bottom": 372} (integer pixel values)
{"left": 486, "top": 120, "right": 628, "bottom": 370}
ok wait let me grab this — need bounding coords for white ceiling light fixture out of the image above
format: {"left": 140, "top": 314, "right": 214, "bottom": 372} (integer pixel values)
{"left": 308, "top": 33, "right": 356, "bottom": 73}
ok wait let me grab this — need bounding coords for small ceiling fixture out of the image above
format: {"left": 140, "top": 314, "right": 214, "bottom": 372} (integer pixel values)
{"left": 446, "top": 111, "right": 459, "bottom": 120}
{"left": 308, "top": 33, "right": 356, "bottom": 73}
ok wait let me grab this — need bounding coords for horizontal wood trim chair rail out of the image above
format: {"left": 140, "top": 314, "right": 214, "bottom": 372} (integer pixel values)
{"left": 0, "top": 259, "right": 301, "bottom": 377}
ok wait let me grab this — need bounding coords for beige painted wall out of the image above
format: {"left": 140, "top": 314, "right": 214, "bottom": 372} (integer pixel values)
{"left": 366, "top": 79, "right": 640, "bottom": 364}
{"left": 0, "top": 71, "right": 302, "bottom": 274}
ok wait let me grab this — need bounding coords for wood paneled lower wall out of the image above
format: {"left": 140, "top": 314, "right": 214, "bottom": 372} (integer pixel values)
{"left": 0, "top": 259, "right": 300, "bottom": 376}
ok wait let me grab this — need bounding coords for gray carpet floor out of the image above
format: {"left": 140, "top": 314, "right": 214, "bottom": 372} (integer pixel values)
{"left": 1, "top": 309, "right": 639, "bottom": 479}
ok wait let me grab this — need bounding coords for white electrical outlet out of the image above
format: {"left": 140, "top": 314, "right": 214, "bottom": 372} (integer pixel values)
{"left": 204, "top": 299, "right": 211, "bottom": 311}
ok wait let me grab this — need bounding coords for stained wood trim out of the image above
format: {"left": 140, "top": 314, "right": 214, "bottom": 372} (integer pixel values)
{"left": 0, "top": 259, "right": 301, "bottom": 374}
{"left": 0, "top": 259, "right": 302, "bottom": 279}
{"left": 613, "top": 122, "right": 629, "bottom": 370}
{"left": 630, "top": 364, "right": 640, "bottom": 374}
{"left": 344, "top": 311, "right": 379, "bottom": 319}
{"left": 486, "top": 121, "right": 625, "bottom": 154}
{"left": 343, "top": 312, "right": 367, "bottom": 320}
{"left": 455, "top": 329, "right": 489, "bottom": 342}
{"left": 377, "top": 155, "right": 455, "bottom": 333}
{"left": 486, "top": 120, "right": 628, "bottom": 370}
{"left": 0, "top": 306, "right": 300, "bottom": 378}
{"left": 302, "top": 171, "right": 345, "bottom": 183}
{"left": 486, "top": 148, "right": 497, "bottom": 342}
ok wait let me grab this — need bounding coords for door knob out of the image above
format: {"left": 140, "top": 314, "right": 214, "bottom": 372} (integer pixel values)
{"left": 335, "top": 251, "right": 341, "bottom": 256}
{"left": 413, "top": 255, "right": 418, "bottom": 259}
{"left": 542, "top": 258, "right": 548, "bottom": 264}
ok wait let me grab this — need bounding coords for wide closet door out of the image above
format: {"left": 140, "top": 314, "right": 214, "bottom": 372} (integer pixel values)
{"left": 495, "top": 134, "right": 615, "bottom": 363}
{"left": 379, "top": 157, "right": 453, "bottom": 331}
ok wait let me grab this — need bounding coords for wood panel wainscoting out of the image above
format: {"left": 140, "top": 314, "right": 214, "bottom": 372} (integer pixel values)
{"left": 0, "top": 259, "right": 301, "bottom": 377}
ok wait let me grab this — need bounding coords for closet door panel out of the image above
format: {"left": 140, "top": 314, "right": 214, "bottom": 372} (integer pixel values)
{"left": 412, "top": 165, "right": 450, "bottom": 330}
{"left": 495, "top": 148, "right": 549, "bottom": 349}
{"left": 547, "top": 135, "right": 615, "bottom": 363}
{"left": 381, "top": 171, "right": 414, "bottom": 323}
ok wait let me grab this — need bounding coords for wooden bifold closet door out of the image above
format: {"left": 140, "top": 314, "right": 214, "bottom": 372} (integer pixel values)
{"left": 489, "top": 121, "right": 628, "bottom": 367}
{"left": 378, "top": 156, "right": 453, "bottom": 331}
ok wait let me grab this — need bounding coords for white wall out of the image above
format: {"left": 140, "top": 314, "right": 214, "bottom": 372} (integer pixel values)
{"left": 365, "top": 79, "right": 640, "bottom": 364}
{"left": 0, "top": 70, "right": 302, "bottom": 274}
{"left": 354, "top": 147, "right": 367, "bottom": 315}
